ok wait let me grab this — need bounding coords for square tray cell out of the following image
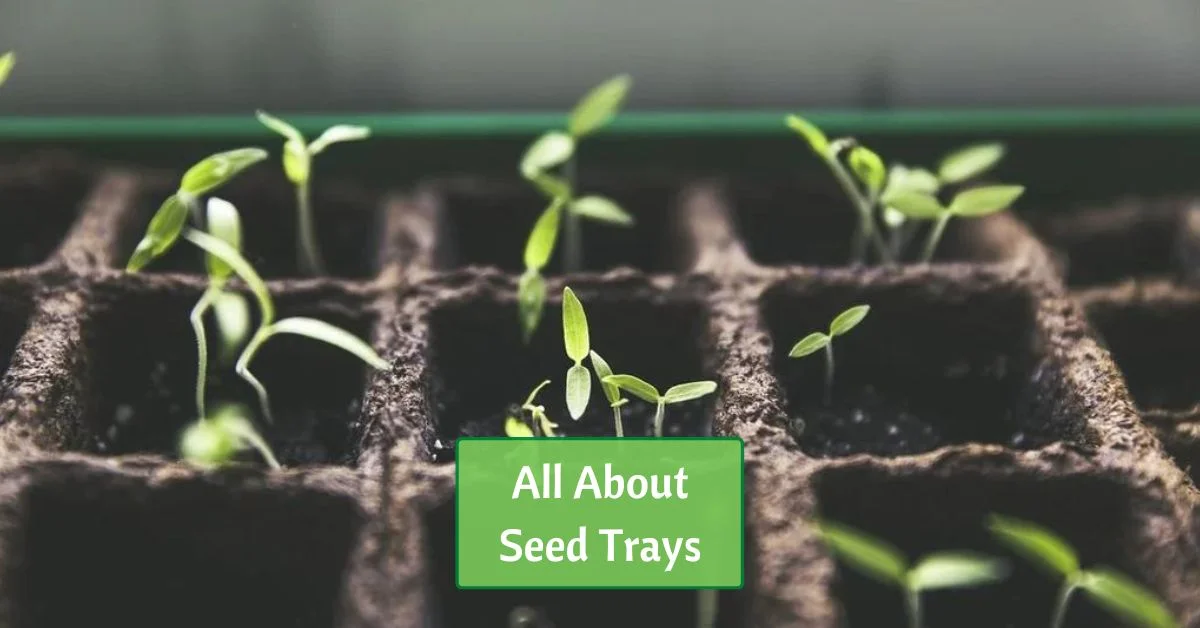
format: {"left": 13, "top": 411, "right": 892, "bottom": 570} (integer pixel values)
{"left": 0, "top": 154, "right": 93, "bottom": 270}
{"left": 7, "top": 466, "right": 363, "bottom": 628}
{"left": 427, "top": 178, "right": 688, "bottom": 274}
{"left": 125, "top": 171, "right": 383, "bottom": 279}
{"left": 761, "top": 275, "right": 1078, "bottom": 457}
{"left": 424, "top": 285, "right": 715, "bottom": 460}
{"left": 78, "top": 280, "right": 380, "bottom": 466}
{"left": 813, "top": 464, "right": 1168, "bottom": 628}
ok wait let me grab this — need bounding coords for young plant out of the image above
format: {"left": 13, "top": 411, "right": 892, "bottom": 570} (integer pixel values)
{"left": 0, "top": 51, "right": 15, "bottom": 88}
{"left": 601, "top": 374, "right": 717, "bottom": 438}
{"left": 518, "top": 196, "right": 564, "bottom": 342}
{"left": 126, "top": 147, "right": 268, "bottom": 271}
{"left": 885, "top": 183, "right": 1025, "bottom": 263}
{"left": 256, "top": 111, "right": 370, "bottom": 275}
{"left": 561, "top": 287, "right": 593, "bottom": 419}
{"left": 988, "top": 514, "right": 1177, "bottom": 628}
{"left": 179, "top": 402, "right": 281, "bottom": 470}
{"left": 818, "top": 520, "right": 1009, "bottom": 628}
{"left": 504, "top": 380, "right": 559, "bottom": 438}
{"left": 788, "top": 305, "right": 869, "bottom": 406}
{"left": 589, "top": 350, "right": 626, "bottom": 437}
{"left": 520, "top": 74, "right": 634, "bottom": 273}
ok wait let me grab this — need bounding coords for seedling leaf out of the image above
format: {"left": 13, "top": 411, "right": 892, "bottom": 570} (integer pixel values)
{"left": 268, "top": 317, "right": 388, "bottom": 370}
{"left": 830, "top": 305, "right": 870, "bottom": 336}
{"left": 213, "top": 291, "right": 251, "bottom": 361}
{"left": 909, "top": 553, "right": 1010, "bottom": 591}
{"left": 566, "top": 364, "right": 592, "bottom": 420}
{"left": 518, "top": 270, "right": 546, "bottom": 342}
{"left": 883, "top": 191, "right": 943, "bottom": 220}
{"left": 590, "top": 350, "right": 620, "bottom": 404}
{"left": 180, "top": 419, "right": 237, "bottom": 467}
{"left": 524, "top": 200, "right": 563, "bottom": 270}
{"left": 204, "top": 197, "right": 243, "bottom": 281}
{"left": 817, "top": 521, "right": 908, "bottom": 586}
{"left": 849, "top": 146, "right": 886, "bottom": 193}
{"left": 568, "top": 74, "right": 632, "bottom": 137}
{"left": 179, "top": 147, "right": 269, "bottom": 197}
{"left": 127, "top": 194, "right": 188, "bottom": 271}
{"left": 562, "top": 287, "right": 590, "bottom": 362}
{"left": 571, "top": 196, "right": 633, "bottom": 226}
{"left": 282, "top": 139, "right": 311, "bottom": 184}
{"left": 520, "top": 131, "right": 575, "bottom": 179}
{"left": 309, "top": 124, "right": 371, "bottom": 154}
{"left": 602, "top": 374, "right": 660, "bottom": 403}
{"left": 0, "top": 52, "right": 14, "bottom": 87}
{"left": 662, "top": 381, "right": 717, "bottom": 404}
{"left": 1079, "top": 569, "right": 1177, "bottom": 628}
{"left": 986, "top": 514, "right": 1079, "bottom": 578}
{"left": 182, "top": 228, "right": 274, "bottom": 323}
{"left": 939, "top": 142, "right": 1005, "bottom": 184}
{"left": 255, "top": 110, "right": 305, "bottom": 145}
{"left": 788, "top": 332, "right": 830, "bottom": 358}
{"left": 505, "top": 417, "right": 535, "bottom": 438}
{"left": 531, "top": 173, "right": 572, "bottom": 200}
{"left": 884, "top": 165, "right": 940, "bottom": 198}
{"left": 786, "top": 114, "right": 830, "bottom": 156}
{"left": 949, "top": 185, "right": 1025, "bottom": 217}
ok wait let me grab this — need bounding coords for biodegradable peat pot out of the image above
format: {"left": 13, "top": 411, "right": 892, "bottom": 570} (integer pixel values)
{"left": 0, "top": 155, "right": 1197, "bottom": 628}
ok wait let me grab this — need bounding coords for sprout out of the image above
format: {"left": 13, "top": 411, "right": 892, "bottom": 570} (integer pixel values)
{"left": 180, "top": 402, "right": 281, "bottom": 470}
{"left": 518, "top": 197, "right": 564, "bottom": 342}
{"left": 819, "top": 520, "right": 1009, "bottom": 628}
{"left": 520, "top": 75, "right": 634, "bottom": 273}
{"left": 126, "top": 147, "right": 268, "bottom": 271}
{"left": 561, "top": 287, "right": 592, "bottom": 419}
{"left": 789, "top": 305, "right": 869, "bottom": 406}
{"left": 938, "top": 143, "right": 1005, "bottom": 185}
{"left": 0, "top": 51, "right": 15, "bottom": 88}
{"left": 988, "top": 514, "right": 1177, "bottom": 628}
{"left": 504, "top": 380, "right": 558, "bottom": 438}
{"left": 885, "top": 184, "right": 1025, "bottom": 263}
{"left": 589, "top": 350, "right": 626, "bottom": 437}
{"left": 256, "top": 111, "right": 370, "bottom": 275}
{"left": 601, "top": 374, "right": 716, "bottom": 438}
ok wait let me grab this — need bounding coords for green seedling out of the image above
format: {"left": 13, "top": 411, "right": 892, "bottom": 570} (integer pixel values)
{"left": 256, "top": 111, "right": 370, "bottom": 275}
{"left": 521, "top": 74, "right": 634, "bottom": 273}
{"left": 0, "top": 52, "right": 15, "bottom": 88}
{"left": 937, "top": 142, "right": 1006, "bottom": 186}
{"left": 180, "top": 402, "right": 281, "bottom": 470}
{"left": 518, "top": 196, "right": 564, "bottom": 342}
{"left": 988, "top": 514, "right": 1177, "bottom": 628}
{"left": 504, "top": 380, "right": 558, "bottom": 438}
{"left": 601, "top": 374, "right": 717, "bottom": 438}
{"left": 589, "top": 350, "right": 626, "bottom": 437}
{"left": 789, "top": 305, "right": 869, "bottom": 406}
{"left": 885, "top": 183, "right": 1025, "bottom": 263}
{"left": 126, "top": 147, "right": 268, "bottom": 271}
{"left": 819, "top": 520, "right": 1009, "bottom": 628}
{"left": 561, "top": 287, "right": 593, "bottom": 419}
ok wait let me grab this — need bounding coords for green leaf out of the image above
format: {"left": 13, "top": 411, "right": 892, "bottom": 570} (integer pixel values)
{"left": 602, "top": 374, "right": 660, "bottom": 403}
{"left": 939, "top": 142, "right": 1005, "bottom": 184}
{"left": 282, "top": 139, "right": 311, "bottom": 184}
{"left": 181, "top": 228, "right": 274, "bottom": 323}
{"left": 817, "top": 521, "right": 908, "bottom": 587}
{"left": 830, "top": 305, "right": 870, "bottom": 336}
{"left": 268, "top": 317, "right": 388, "bottom": 370}
{"left": 505, "top": 417, "right": 535, "bottom": 438}
{"left": 562, "top": 287, "right": 590, "bottom": 362}
{"left": 179, "top": 419, "right": 238, "bottom": 467}
{"left": 849, "top": 146, "right": 886, "bottom": 193}
{"left": 0, "top": 52, "right": 14, "bottom": 87}
{"left": 986, "top": 514, "right": 1079, "bottom": 578}
{"left": 212, "top": 290, "right": 251, "bottom": 362}
{"left": 571, "top": 196, "right": 633, "bottom": 226}
{"left": 524, "top": 199, "right": 563, "bottom": 271}
{"left": 884, "top": 165, "right": 940, "bottom": 198}
{"left": 179, "top": 147, "right": 268, "bottom": 197}
{"left": 127, "top": 194, "right": 189, "bottom": 271}
{"left": 949, "top": 185, "right": 1025, "bottom": 217}
{"left": 309, "top": 124, "right": 371, "bottom": 154}
{"left": 204, "top": 197, "right": 243, "bottom": 281}
{"left": 518, "top": 270, "right": 547, "bottom": 343}
{"left": 590, "top": 350, "right": 620, "bottom": 404}
{"left": 568, "top": 74, "right": 632, "bottom": 137}
{"left": 255, "top": 110, "right": 305, "bottom": 146}
{"left": 531, "top": 173, "right": 572, "bottom": 200}
{"left": 788, "top": 332, "right": 830, "bottom": 358}
{"left": 520, "top": 131, "right": 575, "bottom": 179}
{"left": 883, "top": 191, "right": 944, "bottom": 220}
{"left": 786, "top": 114, "right": 830, "bottom": 156}
{"left": 882, "top": 207, "right": 906, "bottom": 228}
{"left": 566, "top": 364, "right": 592, "bottom": 420}
{"left": 662, "top": 381, "right": 717, "bottom": 404}
{"left": 909, "top": 553, "right": 1010, "bottom": 591}
{"left": 1079, "top": 569, "right": 1177, "bottom": 628}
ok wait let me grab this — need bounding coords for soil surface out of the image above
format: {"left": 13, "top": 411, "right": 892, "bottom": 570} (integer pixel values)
{"left": 0, "top": 153, "right": 93, "bottom": 269}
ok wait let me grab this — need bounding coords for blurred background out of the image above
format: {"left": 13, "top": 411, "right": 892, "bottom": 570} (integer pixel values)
{"left": 2, "top": 0, "right": 1200, "bottom": 114}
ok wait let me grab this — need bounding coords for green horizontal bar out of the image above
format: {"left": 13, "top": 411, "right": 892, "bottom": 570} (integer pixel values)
{"left": 2, "top": 107, "right": 1200, "bottom": 140}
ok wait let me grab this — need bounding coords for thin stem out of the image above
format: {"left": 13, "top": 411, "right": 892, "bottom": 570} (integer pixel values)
{"left": 613, "top": 405, "right": 625, "bottom": 437}
{"left": 1050, "top": 581, "right": 1077, "bottom": 628}
{"left": 921, "top": 213, "right": 953, "bottom": 263}
{"left": 905, "top": 587, "right": 922, "bottom": 628}
{"left": 696, "top": 589, "right": 718, "bottom": 628}
{"left": 653, "top": 401, "right": 666, "bottom": 438}
{"left": 183, "top": 193, "right": 202, "bottom": 227}
{"left": 296, "top": 178, "right": 326, "bottom": 275}
{"left": 189, "top": 286, "right": 221, "bottom": 419}
{"left": 826, "top": 157, "right": 891, "bottom": 265}
{"left": 235, "top": 329, "right": 274, "bottom": 424}
{"left": 823, "top": 342, "right": 835, "bottom": 406}
{"left": 229, "top": 421, "right": 282, "bottom": 470}
{"left": 562, "top": 157, "right": 582, "bottom": 273}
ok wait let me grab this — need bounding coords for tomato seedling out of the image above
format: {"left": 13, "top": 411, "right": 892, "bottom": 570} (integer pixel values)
{"left": 788, "top": 305, "right": 869, "bottom": 406}
{"left": 180, "top": 402, "right": 281, "bottom": 469}
{"left": 504, "top": 380, "right": 559, "bottom": 438}
{"left": 601, "top": 374, "right": 716, "bottom": 438}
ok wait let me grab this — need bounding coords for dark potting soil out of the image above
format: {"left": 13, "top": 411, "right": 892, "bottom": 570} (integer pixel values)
{"left": 0, "top": 154, "right": 93, "bottom": 270}
{"left": 1085, "top": 299, "right": 1200, "bottom": 413}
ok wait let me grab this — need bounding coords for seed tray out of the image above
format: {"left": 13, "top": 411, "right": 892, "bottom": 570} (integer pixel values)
{"left": 0, "top": 151, "right": 1196, "bottom": 627}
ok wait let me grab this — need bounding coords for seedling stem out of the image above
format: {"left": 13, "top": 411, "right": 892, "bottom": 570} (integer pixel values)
{"left": 295, "top": 177, "right": 324, "bottom": 274}
{"left": 563, "top": 157, "right": 583, "bottom": 272}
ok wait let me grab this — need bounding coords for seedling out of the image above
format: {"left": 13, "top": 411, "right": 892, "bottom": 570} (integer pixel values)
{"left": 0, "top": 51, "right": 15, "bottom": 88}
{"left": 520, "top": 74, "right": 634, "bottom": 273}
{"left": 885, "top": 183, "right": 1025, "bottom": 263}
{"left": 789, "top": 305, "right": 869, "bottom": 406}
{"left": 988, "top": 514, "right": 1177, "bottom": 628}
{"left": 126, "top": 147, "right": 268, "bottom": 271}
{"left": 589, "top": 350, "right": 626, "bottom": 436}
{"left": 601, "top": 374, "right": 717, "bottom": 437}
{"left": 561, "top": 287, "right": 594, "bottom": 419}
{"left": 518, "top": 196, "right": 564, "bottom": 342}
{"left": 818, "top": 520, "right": 1009, "bottom": 628}
{"left": 256, "top": 111, "right": 370, "bottom": 275}
{"left": 180, "top": 402, "right": 281, "bottom": 469}
{"left": 504, "top": 380, "right": 559, "bottom": 438}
